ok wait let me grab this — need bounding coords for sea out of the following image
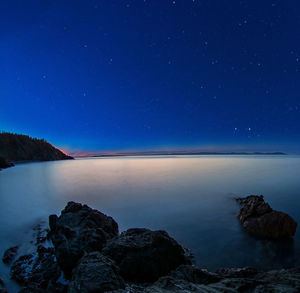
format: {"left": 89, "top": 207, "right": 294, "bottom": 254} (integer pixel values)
{"left": 1, "top": 155, "right": 300, "bottom": 291}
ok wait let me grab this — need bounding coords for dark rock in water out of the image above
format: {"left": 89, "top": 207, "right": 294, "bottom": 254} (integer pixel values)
{"left": 2, "top": 245, "right": 18, "bottom": 264}
{"left": 236, "top": 195, "right": 297, "bottom": 239}
{"left": 49, "top": 201, "right": 118, "bottom": 277}
{"left": 68, "top": 252, "right": 125, "bottom": 293}
{"left": 0, "top": 156, "right": 14, "bottom": 170}
{"left": 11, "top": 254, "right": 34, "bottom": 284}
{"left": 102, "top": 228, "right": 191, "bottom": 283}
{"left": 11, "top": 246, "right": 65, "bottom": 292}
{"left": 237, "top": 195, "right": 272, "bottom": 222}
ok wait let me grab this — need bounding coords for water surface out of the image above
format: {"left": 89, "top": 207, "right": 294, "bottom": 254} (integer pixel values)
{"left": 1, "top": 155, "right": 300, "bottom": 290}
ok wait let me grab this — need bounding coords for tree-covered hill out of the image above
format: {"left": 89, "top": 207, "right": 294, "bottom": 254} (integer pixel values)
{"left": 0, "top": 132, "right": 73, "bottom": 169}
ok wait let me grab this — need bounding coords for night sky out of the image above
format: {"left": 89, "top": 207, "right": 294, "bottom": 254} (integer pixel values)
{"left": 1, "top": 1, "right": 300, "bottom": 154}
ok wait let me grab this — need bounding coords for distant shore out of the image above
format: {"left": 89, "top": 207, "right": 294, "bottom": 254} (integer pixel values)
{"left": 74, "top": 152, "right": 287, "bottom": 158}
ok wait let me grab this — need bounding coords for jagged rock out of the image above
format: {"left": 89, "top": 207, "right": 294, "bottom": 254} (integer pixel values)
{"left": 146, "top": 267, "right": 300, "bottom": 292}
{"left": 33, "top": 222, "right": 49, "bottom": 245}
{"left": 236, "top": 195, "right": 297, "bottom": 239}
{"left": 102, "top": 228, "right": 191, "bottom": 283}
{"left": 11, "top": 254, "right": 34, "bottom": 284}
{"left": 168, "top": 265, "right": 221, "bottom": 284}
{"left": 11, "top": 246, "right": 65, "bottom": 292}
{"left": 68, "top": 252, "right": 125, "bottom": 293}
{"left": 2, "top": 245, "right": 18, "bottom": 264}
{"left": 49, "top": 201, "right": 118, "bottom": 277}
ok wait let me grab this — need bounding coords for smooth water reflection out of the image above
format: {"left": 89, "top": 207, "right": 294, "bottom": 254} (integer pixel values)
{"left": 1, "top": 155, "right": 300, "bottom": 277}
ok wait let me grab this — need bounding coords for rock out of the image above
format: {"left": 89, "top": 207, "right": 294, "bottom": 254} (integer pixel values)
{"left": 2, "top": 245, "right": 18, "bottom": 264}
{"left": 149, "top": 274, "right": 261, "bottom": 293}
{"left": 68, "top": 252, "right": 125, "bottom": 293}
{"left": 11, "top": 254, "right": 35, "bottom": 284}
{"left": 236, "top": 195, "right": 297, "bottom": 239}
{"left": 49, "top": 201, "right": 118, "bottom": 277}
{"left": 168, "top": 265, "right": 221, "bottom": 284}
{"left": 147, "top": 267, "right": 300, "bottom": 292}
{"left": 102, "top": 228, "right": 191, "bottom": 283}
{"left": 216, "top": 267, "right": 259, "bottom": 278}
{"left": 33, "top": 222, "right": 49, "bottom": 245}
{"left": 237, "top": 195, "right": 272, "bottom": 222}
{"left": 11, "top": 246, "right": 65, "bottom": 292}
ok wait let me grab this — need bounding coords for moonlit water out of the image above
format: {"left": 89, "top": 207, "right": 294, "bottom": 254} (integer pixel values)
{"left": 1, "top": 155, "right": 300, "bottom": 289}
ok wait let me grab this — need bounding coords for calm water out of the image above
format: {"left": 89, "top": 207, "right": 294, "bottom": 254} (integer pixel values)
{"left": 1, "top": 155, "right": 300, "bottom": 290}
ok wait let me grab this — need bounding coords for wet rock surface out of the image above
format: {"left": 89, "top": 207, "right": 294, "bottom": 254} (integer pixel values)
{"left": 49, "top": 201, "right": 118, "bottom": 277}
{"left": 10, "top": 246, "right": 65, "bottom": 292}
{"left": 102, "top": 228, "right": 191, "bottom": 282}
{"left": 3, "top": 201, "right": 300, "bottom": 293}
{"left": 236, "top": 195, "right": 297, "bottom": 239}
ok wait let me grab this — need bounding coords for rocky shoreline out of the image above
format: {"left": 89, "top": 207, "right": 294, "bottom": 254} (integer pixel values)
{"left": 1, "top": 200, "right": 300, "bottom": 293}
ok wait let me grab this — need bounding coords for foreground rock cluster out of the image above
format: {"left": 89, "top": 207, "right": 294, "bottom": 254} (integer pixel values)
{"left": 2, "top": 201, "right": 300, "bottom": 292}
{"left": 236, "top": 195, "right": 297, "bottom": 239}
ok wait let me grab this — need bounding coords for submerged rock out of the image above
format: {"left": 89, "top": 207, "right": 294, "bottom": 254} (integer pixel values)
{"left": 68, "top": 252, "right": 125, "bottom": 293}
{"left": 2, "top": 245, "right": 19, "bottom": 265}
{"left": 49, "top": 201, "right": 118, "bottom": 277}
{"left": 102, "top": 228, "right": 191, "bottom": 283}
{"left": 236, "top": 195, "right": 297, "bottom": 239}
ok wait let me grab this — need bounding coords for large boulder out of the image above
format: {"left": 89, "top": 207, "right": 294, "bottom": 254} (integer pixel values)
{"left": 49, "top": 202, "right": 118, "bottom": 277}
{"left": 68, "top": 252, "right": 125, "bottom": 293}
{"left": 236, "top": 195, "right": 297, "bottom": 239}
{"left": 102, "top": 228, "right": 191, "bottom": 283}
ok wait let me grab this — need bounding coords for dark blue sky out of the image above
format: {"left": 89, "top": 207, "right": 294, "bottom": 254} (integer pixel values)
{"left": 1, "top": 0, "right": 300, "bottom": 153}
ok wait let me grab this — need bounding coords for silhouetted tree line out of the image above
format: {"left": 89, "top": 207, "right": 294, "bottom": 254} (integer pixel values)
{"left": 0, "top": 132, "right": 73, "bottom": 162}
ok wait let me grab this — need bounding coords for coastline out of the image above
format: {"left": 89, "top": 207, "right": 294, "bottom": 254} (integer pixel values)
{"left": 74, "top": 152, "right": 287, "bottom": 159}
